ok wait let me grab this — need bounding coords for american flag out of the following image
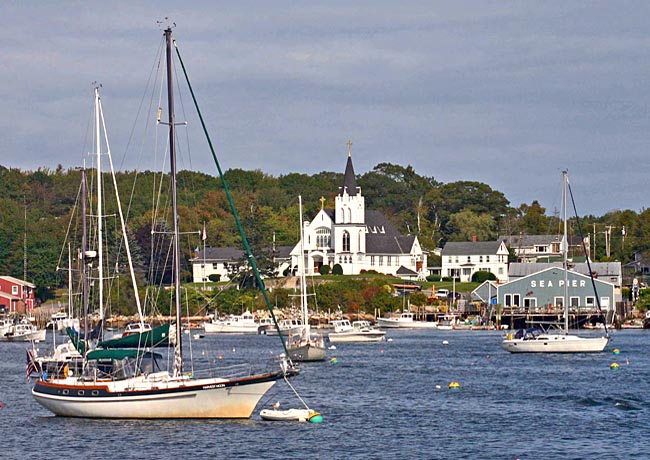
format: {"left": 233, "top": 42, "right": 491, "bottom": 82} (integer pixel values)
{"left": 25, "top": 349, "right": 38, "bottom": 382}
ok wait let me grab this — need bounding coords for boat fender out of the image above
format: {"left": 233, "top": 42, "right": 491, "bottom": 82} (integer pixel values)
{"left": 507, "top": 333, "right": 513, "bottom": 340}
{"left": 63, "top": 364, "right": 69, "bottom": 378}
{"left": 448, "top": 381, "right": 461, "bottom": 390}
{"left": 308, "top": 411, "right": 323, "bottom": 423}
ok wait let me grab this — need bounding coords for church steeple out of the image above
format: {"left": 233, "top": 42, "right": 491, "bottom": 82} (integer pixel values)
{"left": 340, "top": 140, "right": 359, "bottom": 196}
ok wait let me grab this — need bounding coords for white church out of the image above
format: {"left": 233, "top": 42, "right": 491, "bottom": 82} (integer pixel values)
{"left": 290, "top": 146, "right": 427, "bottom": 278}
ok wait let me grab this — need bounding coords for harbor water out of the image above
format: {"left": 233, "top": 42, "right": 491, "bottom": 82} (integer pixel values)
{"left": 0, "top": 329, "right": 647, "bottom": 459}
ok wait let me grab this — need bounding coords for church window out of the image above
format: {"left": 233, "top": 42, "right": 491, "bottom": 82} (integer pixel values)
{"left": 387, "top": 256, "right": 391, "bottom": 266}
{"left": 371, "top": 256, "right": 375, "bottom": 266}
{"left": 342, "top": 231, "right": 350, "bottom": 252}
{"left": 347, "top": 208, "right": 352, "bottom": 223}
{"left": 379, "top": 256, "right": 383, "bottom": 266}
{"left": 316, "top": 227, "right": 331, "bottom": 248}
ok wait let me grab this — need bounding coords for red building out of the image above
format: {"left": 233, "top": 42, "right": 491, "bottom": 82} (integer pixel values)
{"left": 0, "top": 276, "right": 36, "bottom": 314}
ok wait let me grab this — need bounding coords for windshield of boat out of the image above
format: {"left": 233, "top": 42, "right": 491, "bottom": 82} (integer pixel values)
{"left": 82, "top": 355, "right": 161, "bottom": 381}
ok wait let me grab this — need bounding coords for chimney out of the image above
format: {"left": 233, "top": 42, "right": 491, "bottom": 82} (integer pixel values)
{"left": 471, "top": 235, "right": 477, "bottom": 243}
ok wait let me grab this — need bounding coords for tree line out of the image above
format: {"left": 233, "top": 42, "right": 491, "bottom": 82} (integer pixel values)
{"left": 0, "top": 162, "right": 647, "bottom": 307}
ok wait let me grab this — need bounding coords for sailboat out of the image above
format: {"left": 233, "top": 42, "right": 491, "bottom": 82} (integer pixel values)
{"left": 31, "top": 26, "right": 290, "bottom": 418}
{"left": 501, "top": 171, "right": 609, "bottom": 353}
{"left": 286, "top": 196, "right": 327, "bottom": 362}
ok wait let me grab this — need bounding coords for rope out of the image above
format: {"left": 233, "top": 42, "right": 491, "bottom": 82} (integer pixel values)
{"left": 283, "top": 373, "right": 311, "bottom": 411}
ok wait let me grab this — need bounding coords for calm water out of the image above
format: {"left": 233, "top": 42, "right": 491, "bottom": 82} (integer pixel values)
{"left": 0, "top": 329, "right": 647, "bottom": 459}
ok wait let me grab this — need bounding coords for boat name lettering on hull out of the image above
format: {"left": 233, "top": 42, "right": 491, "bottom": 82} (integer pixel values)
{"left": 202, "top": 384, "right": 225, "bottom": 390}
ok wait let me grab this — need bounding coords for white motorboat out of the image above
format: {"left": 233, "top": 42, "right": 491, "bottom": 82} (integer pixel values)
{"left": 502, "top": 171, "right": 609, "bottom": 354}
{"left": 258, "top": 318, "right": 302, "bottom": 336}
{"left": 376, "top": 312, "right": 438, "bottom": 329}
{"left": 203, "top": 310, "right": 261, "bottom": 333}
{"left": 0, "top": 317, "right": 14, "bottom": 337}
{"left": 328, "top": 319, "right": 386, "bottom": 342}
{"left": 47, "top": 311, "right": 79, "bottom": 334}
{"left": 4, "top": 319, "right": 46, "bottom": 342}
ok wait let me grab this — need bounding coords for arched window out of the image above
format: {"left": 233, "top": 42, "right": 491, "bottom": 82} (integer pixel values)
{"left": 342, "top": 231, "right": 350, "bottom": 252}
{"left": 316, "top": 227, "right": 331, "bottom": 248}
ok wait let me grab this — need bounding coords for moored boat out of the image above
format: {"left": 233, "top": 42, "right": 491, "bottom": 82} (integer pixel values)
{"left": 328, "top": 319, "right": 386, "bottom": 343}
{"left": 30, "top": 25, "right": 292, "bottom": 418}
{"left": 376, "top": 311, "right": 438, "bottom": 329}
{"left": 203, "top": 310, "right": 262, "bottom": 333}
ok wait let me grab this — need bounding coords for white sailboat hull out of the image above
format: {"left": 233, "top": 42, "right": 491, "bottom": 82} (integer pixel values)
{"left": 328, "top": 331, "right": 386, "bottom": 342}
{"left": 32, "top": 373, "right": 280, "bottom": 419}
{"left": 502, "top": 334, "right": 609, "bottom": 353}
{"left": 203, "top": 322, "right": 260, "bottom": 334}
{"left": 288, "top": 343, "right": 327, "bottom": 362}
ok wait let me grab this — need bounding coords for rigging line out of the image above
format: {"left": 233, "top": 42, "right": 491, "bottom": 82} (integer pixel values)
{"left": 567, "top": 180, "right": 609, "bottom": 337}
{"left": 55, "top": 176, "right": 84, "bottom": 272}
{"left": 118, "top": 34, "right": 166, "bottom": 172}
{"left": 282, "top": 373, "right": 311, "bottom": 411}
{"left": 174, "top": 41, "right": 292, "bottom": 362}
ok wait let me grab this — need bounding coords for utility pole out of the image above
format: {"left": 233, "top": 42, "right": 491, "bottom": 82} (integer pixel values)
{"left": 592, "top": 223, "right": 596, "bottom": 260}
{"left": 604, "top": 225, "right": 617, "bottom": 258}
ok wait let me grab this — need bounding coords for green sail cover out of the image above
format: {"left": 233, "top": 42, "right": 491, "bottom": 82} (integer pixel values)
{"left": 97, "top": 323, "right": 172, "bottom": 349}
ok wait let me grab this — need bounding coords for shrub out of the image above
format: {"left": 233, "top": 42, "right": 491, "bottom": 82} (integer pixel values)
{"left": 320, "top": 265, "right": 330, "bottom": 275}
{"left": 208, "top": 274, "right": 221, "bottom": 282}
{"left": 471, "top": 270, "right": 496, "bottom": 283}
{"left": 426, "top": 275, "right": 441, "bottom": 282}
{"left": 332, "top": 264, "right": 343, "bottom": 275}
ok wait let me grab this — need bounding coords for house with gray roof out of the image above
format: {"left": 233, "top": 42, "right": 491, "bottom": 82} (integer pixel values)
{"left": 499, "top": 234, "right": 582, "bottom": 263}
{"left": 441, "top": 240, "right": 509, "bottom": 282}
{"left": 191, "top": 245, "right": 293, "bottom": 283}
{"left": 290, "top": 145, "right": 427, "bottom": 278}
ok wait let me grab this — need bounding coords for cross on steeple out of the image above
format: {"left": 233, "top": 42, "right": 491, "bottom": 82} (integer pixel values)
{"left": 320, "top": 196, "right": 326, "bottom": 210}
{"left": 347, "top": 140, "right": 353, "bottom": 157}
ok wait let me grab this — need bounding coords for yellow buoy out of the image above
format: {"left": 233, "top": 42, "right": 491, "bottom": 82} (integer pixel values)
{"left": 613, "top": 349, "right": 620, "bottom": 355}
{"left": 610, "top": 362, "right": 620, "bottom": 370}
{"left": 448, "top": 381, "right": 461, "bottom": 390}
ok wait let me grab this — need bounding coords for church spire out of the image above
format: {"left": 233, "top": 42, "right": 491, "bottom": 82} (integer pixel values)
{"left": 340, "top": 140, "right": 358, "bottom": 196}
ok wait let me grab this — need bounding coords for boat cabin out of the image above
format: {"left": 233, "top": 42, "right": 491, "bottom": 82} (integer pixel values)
{"left": 79, "top": 350, "right": 163, "bottom": 381}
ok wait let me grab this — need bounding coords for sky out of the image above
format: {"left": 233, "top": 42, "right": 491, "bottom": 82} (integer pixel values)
{"left": 3, "top": 1, "right": 650, "bottom": 217}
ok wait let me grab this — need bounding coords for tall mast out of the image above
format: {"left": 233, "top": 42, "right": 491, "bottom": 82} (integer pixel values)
{"left": 94, "top": 86, "right": 104, "bottom": 320}
{"left": 81, "top": 166, "right": 90, "bottom": 356}
{"left": 562, "top": 170, "right": 569, "bottom": 334}
{"left": 298, "top": 195, "right": 309, "bottom": 338}
{"left": 165, "top": 26, "right": 183, "bottom": 376}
